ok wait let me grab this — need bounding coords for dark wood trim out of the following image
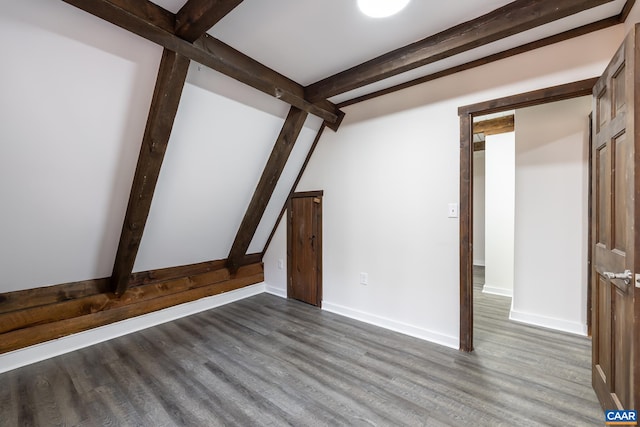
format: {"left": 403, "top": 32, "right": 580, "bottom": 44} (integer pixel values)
{"left": 307, "top": 0, "right": 612, "bottom": 101}
{"left": 111, "top": 49, "right": 190, "bottom": 296}
{"left": 261, "top": 124, "right": 326, "bottom": 257}
{"left": 587, "top": 112, "right": 593, "bottom": 337}
{"left": 290, "top": 190, "right": 324, "bottom": 199}
{"left": 61, "top": 0, "right": 343, "bottom": 124}
{"left": 459, "top": 113, "right": 474, "bottom": 353}
{"left": 458, "top": 79, "right": 597, "bottom": 352}
{"left": 175, "top": 0, "right": 243, "bottom": 42}
{"left": 0, "top": 263, "right": 263, "bottom": 354}
{"left": 619, "top": 0, "right": 637, "bottom": 22}
{"left": 459, "top": 78, "right": 598, "bottom": 116}
{"left": 474, "top": 115, "right": 515, "bottom": 136}
{"left": 339, "top": 18, "right": 618, "bottom": 108}
{"left": 227, "top": 107, "right": 309, "bottom": 271}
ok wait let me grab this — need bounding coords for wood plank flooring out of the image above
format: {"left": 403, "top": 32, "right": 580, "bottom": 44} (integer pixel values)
{"left": 0, "top": 270, "right": 602, "bottom": 426}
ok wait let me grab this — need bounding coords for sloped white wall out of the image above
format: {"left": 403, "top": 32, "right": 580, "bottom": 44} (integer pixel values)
{"left": 264, "top": 26, "right": 624, "bottom": 348}
{"left": 484, "top": 132, "right": 515, "bottom": 297}
{"left": 0, "top": 0, "right": 312, "bottom": 291}
{"left": 511, "top": 97, "right": 592, "bottom": 335}
{"left": 0, "top": 1, "right": 161, "bottom": 292}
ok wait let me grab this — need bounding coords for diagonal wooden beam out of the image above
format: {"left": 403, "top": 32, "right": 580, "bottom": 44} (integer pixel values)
{"left": 175, "top": 0, "right": 244, "bottom": 42}
{"left": 227, "top": 107, "right": 309, "bottom": 272}
{"left": 261, "top": 123, "right": 326, "bottom": 257}
{"left": 111, "top": 49, "right": 190, "bottom": 296}
{"left": 305, "top": 0, "right": 614, "bottom": 101}
{"left": 61, "top": 0, "right": 343, "bottom": 126}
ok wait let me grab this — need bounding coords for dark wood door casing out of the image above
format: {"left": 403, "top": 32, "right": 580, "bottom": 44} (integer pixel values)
{"left": 287, "top": 191, "right": 323, "bottom": 307}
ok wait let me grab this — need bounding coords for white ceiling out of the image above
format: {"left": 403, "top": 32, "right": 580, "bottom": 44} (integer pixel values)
{"left": 152, "top": 0, "right": 626, "bottom": 103}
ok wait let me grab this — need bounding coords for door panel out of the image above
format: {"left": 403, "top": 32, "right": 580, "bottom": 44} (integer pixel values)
{"left": 591, "top": 25, "right": 637, "bottom": 411}
{"left": 288, "top": 192, "right": 322, "bottom": 307}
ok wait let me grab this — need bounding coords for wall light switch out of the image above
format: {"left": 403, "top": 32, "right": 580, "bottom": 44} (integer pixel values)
{"left": 448, "top": 203, "right": 459, "bottom": 218}
{"left": 360, "top": 272, "right": 368, "bottom": 285}
{"left": 278, "top": 259, "right": 284, "bottom": 270}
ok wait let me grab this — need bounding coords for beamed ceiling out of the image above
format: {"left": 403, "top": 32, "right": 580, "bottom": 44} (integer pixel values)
{"left": 59, "top": 0, "right": 631, "bottom": 296}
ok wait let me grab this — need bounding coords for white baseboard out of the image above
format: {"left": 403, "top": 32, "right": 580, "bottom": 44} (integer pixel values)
{"left": 322, "top": 301, "right": 459, "bottom": 349}
{"left": 265, "top": 284, "right": 287, "bottom": 298}
{"left": 473, "top": 261, "right": 485, "bottom": 267}
{"left": 482, "top": 284, "right": 513, "bottom": 297}
{"left": 0, "top": 283, "right": 266, "bottom": 374}
{"left": 509, "top": 309, "right": 588, "bottom": 336}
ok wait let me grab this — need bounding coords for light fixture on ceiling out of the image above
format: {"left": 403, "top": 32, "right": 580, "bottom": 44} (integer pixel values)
{"left": 357, "top": 0, "right": 410, "bottom": 18}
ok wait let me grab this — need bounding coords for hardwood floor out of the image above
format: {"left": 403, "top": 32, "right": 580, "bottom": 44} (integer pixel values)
{"left": 0, "top": 272, "right": 602, "bottom": 426}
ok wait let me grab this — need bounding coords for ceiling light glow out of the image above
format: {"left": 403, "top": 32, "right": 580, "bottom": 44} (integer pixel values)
{"left": 357, "top": 0, "right": 410, "bottom": 18}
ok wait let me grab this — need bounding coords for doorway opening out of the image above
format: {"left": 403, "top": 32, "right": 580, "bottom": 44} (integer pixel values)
{"left": 458, "top": 79, "right": 597, "bottom": 352}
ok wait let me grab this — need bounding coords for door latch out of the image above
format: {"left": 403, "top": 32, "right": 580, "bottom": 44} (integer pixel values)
{"left": 603, "top": 269, "right": 633, "bottom": 285}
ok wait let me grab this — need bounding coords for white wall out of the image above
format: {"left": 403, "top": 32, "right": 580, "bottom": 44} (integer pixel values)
{"left": 510, "top": 97, "right": 592, "bottom": 335}
{"left": 0, "top": 0, "right": 319, "bottom": 291}
{"left": 264, "top": 26, "right": 623, "bottom": 348}
{"left": 473, "top": 151, "right": 486, "bottom": 266}
{"left": 484, "top": 132, "right": 515, "bottom": 297}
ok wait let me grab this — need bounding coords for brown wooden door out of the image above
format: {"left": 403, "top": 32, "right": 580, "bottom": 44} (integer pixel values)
{"left": 591, "top": 25, "right": 639, "bottom": 411}
{"left": 288, "top": 192, "right": 322, "bottom": 307}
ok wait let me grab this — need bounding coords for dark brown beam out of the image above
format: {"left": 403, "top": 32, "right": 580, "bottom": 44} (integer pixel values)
{"left": 175, "top": 0, "right": 243, "bottom": 42}
{"left": 227, "top": 107, "right": 309, "bottom": 271}
{"left": 339, "top": 17, "right": 619, "bottom": 108}
{"left": 111, "top": 49, "right": 190, "bottom": 296}
{"left": 262, "top": 124, "right": 326, "bottom": 257}
{"left": 307, "top": 0, "right": 613, "bottom": 101}
{"left": 619, "top": 0, "right": 637, "bottom": 22}
{"left": 61, "top": 0, "right": 342, "bottom": 125}
{"left": 474, "top": 115, "right": 514, "bottom": 136}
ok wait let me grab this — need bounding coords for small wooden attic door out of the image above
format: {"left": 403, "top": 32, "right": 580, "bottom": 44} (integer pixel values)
{"left": 288, "top": 191, "right": 323, "bottom": 307}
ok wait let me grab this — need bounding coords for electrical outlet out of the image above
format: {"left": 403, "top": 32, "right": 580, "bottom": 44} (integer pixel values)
{"left": 360, "top": 272, "right": 368, "bottom": 285}
{"left": 278, "top": 259, "right": 284, "bottom": 270}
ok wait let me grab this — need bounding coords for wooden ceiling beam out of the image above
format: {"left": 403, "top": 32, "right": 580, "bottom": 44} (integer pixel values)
{"left": 111, "top": 49, "right": 190, "bottom": 296}
{"left": 175, "top": 0, "right": 244, "bottom": 42}
{"left": 474, "top": 115, "right": 514, "bottom": 136}
{"left": 61, "top": 0, "right": 343, "bottom": 126}
{"left": 227, "top": 107, "right": 309, "bottom": 272}
{"left": 306, "top": 0, "right": 614, "bottom": 101}
{"left": 338, "top": 17, "right": 619, "bottom": 108}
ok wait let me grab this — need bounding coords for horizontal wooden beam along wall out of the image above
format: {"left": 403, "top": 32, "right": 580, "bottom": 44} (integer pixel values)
{"left": 338, "top": 17, "right": 619, "bottom": 108}
{"left": 227, "top": 107, "right": 309, "bottom": 271}
{"left": 308, "top": 0, "right": 613, "bottom": 102}
{"left": 61, "top": 0, "right": 343, "bottom": 125}
{"left": 175, "top": 0, "right": 244, "bottom": 42}
{"left": 111, "top": 49, "right": 190, "bottom": 296}
{"left": 0, "top": 261, "right": 263, "bottom": 354}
